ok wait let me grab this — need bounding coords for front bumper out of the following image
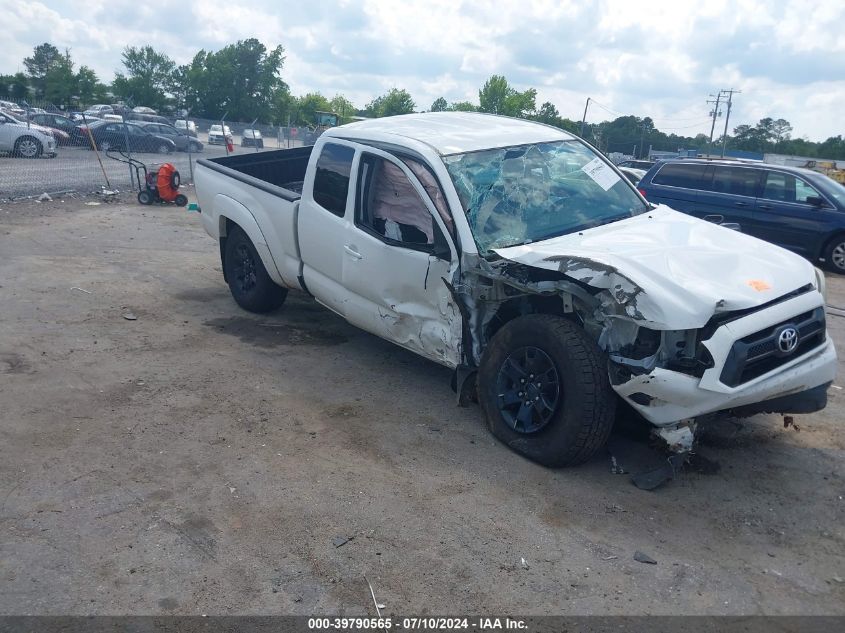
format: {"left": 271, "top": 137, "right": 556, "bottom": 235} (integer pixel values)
{"left": 613, "top": 290, "right": 837, "bottom": 426}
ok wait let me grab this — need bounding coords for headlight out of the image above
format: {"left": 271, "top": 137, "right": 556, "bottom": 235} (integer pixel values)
{"left": 814, "top": 266, "right": 828, "bottom": 302}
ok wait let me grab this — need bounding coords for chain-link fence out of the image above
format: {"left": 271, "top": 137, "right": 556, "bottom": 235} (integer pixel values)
{"left": 0, "top": 106, "right": 319, "bottom": 200}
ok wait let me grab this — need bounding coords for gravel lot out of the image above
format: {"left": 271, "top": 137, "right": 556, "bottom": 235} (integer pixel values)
{"left": 1, "top": 195, "right": 844, "bottom": 615}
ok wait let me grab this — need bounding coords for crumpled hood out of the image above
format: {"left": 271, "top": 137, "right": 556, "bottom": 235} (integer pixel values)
{"left": 494, "top": 205, "right": 818, "bottom": 329}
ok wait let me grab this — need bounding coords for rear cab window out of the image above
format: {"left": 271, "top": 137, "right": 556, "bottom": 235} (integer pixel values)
{"left": 312, "top": 142, "right": 355, "bottom": 217}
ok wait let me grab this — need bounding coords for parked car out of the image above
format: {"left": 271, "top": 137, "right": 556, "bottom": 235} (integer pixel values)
{"left": 0, "top": 111, "right": 57, "bottom": 158}
{"left": 83, "top": 104, "right": 113, "bottom": 118}
{"left": 618, "top": 167, "right": 646, "bottom": 186}
{"left": 135, "top": 121, "right": 203, "bottom": 152}
{"left": 241, "top": 128, "right": 264, "bottom": 148}
{"left": 638, "top": 158, "right": 845, "bottom": 273}
{"left": 174, "top": 119, "right": 198, "bottom": 137}
{"left": 132, "top": 106, "right": 157, "bottom": 115}
{"left": 194, "top": 112, "right": 836, "bottom": 468}
{"left": 83, "top": 120, "right": 176, "bottom": 154}
{"left": 26, "top": 113, "right": 84, "bottom": 145}
{"left": 124, "top": 111, "right": 170, "bottom": 125}
{"left": 617, "top": 159, "right": 656, "bottom": 170}
{"left": 0, "top": 100, "right": 25, "bottom": 117}
{"left": 208, "top": 124, "right": 233, "bottom": 145}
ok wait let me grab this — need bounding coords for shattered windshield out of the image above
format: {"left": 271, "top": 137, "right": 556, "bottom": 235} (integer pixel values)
{"left": 443, "top": 141, "right": 647, "bottom": 253}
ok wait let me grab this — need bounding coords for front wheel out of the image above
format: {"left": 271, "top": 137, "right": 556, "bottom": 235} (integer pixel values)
{"left": 137, "top": 190, "right": 153, "bottom": 205}
{"left": 223, "top": 226, "right": 287, "bottom": 313}
{"left": 823, "top": 235, "right": 845, "bottom": 274}
{"left": 478, "top": 314, "right": 615, "bottom": 467}
{"left": 15, "top": 136, "right": 43, "bottom": 158}
{"left": 174, "top": 194, "right": 188, "bottom": 207}
{"left": 156, "top": 143, "right": 172, "bottom": 154}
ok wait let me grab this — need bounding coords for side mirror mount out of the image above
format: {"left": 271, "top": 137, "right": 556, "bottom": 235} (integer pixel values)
{"left": 806, "top": 196, "right": 825, "bottom": 207}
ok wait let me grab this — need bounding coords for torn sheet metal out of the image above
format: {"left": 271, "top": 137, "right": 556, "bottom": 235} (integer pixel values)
{"left": 495, "top": 205, "right": 818, "bottom": 329}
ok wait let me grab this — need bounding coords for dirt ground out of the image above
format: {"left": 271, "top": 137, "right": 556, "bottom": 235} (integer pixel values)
{"left": 1, "top": 193, "right": 843, "bottom": 616}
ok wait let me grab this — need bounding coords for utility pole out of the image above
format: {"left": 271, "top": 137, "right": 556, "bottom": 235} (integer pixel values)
{"left": 580, "top": 97, "right": 590, "bottom": 138}
{"left": 639, "top": 123, "right": 646, "bottom": 159}
{"left": 706, "top": 92, "right": 722, "bottom": 157}
{"left": 720, "top": 89, "right": 740, "bottom": 158}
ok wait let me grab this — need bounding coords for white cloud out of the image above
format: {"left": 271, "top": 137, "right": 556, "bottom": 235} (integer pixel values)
{"left": 1, "top": 0, "right": 843, "bottom": 140}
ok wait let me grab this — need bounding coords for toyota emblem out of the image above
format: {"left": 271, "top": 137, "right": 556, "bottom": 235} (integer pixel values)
{"left": 777, "top": 326, "right": 799, "bottom": 355}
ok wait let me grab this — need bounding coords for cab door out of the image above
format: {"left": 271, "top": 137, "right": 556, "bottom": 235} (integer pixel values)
{"left": 341, "top": 149, "right": 462, "bottom": 368}
{"left": 298, "top": 140, "right": 358, "bottom": 317}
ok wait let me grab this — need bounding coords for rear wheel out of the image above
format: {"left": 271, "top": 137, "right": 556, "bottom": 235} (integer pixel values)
{"left": 478, "top": 314, "right": 615, "bottom": 467}
{"left": 137, "top": 190, "right": 152, "bottom": 205}
{"left": 156, "top": 142, "right": 171, "bottom": 154}
{"left": 99, "top": 139, "right": 112, "bottom": 152}
{"left": 823, "top": 235, "right": 845, "bottom": 274}
{"left": 174, "top": 194, "right": 188, "bottom": 207}
{"left": 15, "top": 136, "right": 43, "bottom": 158}
{"left": 223, "top": 226, "right": 287, "bottom": 313}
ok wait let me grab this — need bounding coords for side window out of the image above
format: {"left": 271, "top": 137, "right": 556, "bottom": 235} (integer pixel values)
{"left": 399, "top": 156, "right": 454, "bottom": 237}
{"left": 710, "top": 166, "right": 761, "bottom": 197}
{"left": 356, "top": 155, "right": 434, "bottom": 247}
{"left": 794, "top": 178, "right": 822, "bottom": 204}
{"left": 651, "top": 163, "right": 707, "bottom": 189}
{"left": 313, "top": 143, "right": 354, "bottom": 217}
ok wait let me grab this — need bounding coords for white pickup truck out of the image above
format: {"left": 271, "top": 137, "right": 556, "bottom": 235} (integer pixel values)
{"left": 194, "top": 112, "right": 836, "bottom": 466}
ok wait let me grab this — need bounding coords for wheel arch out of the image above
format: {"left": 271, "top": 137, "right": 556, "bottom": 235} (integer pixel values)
{"left": 484, "top": 294, "right": 574, "bottom": 345}
{"left": 214, "top": 194, "right": 285, "bottom": 286}
{"left": 820, "top": 230, "right": 845, "bottom": 263}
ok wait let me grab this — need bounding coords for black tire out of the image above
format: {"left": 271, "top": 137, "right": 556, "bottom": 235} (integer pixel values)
{"left": 170, "top": 171, "right": 181, "bottom": 189}
{"left": 478, "top": 314, "right": 615, "bottom": 467}
{"left": 15, "top": 136, "right": 43, "bottom": 158}
{"left": 174, "top": 194, "right": 188, "bottom": 207}
{"left": 99, "top": 139, "right": 112, "bottom": 153}
{"left": 157, "top": 142, "right": 172, "bottom": 154}
{"left": 223, "top": 226, "right": 287, "bottom": 313}
{"left": 823, "top": 234, "right": 845, "bottom": 274}
{"left": 189, "top": 142, "right": 202, "bottom": 153}
{"left": 137, "top": 190, "right": 152, "bottom": 205}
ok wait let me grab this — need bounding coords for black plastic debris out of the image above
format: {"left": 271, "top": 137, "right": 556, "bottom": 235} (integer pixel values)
{"left": 633, "top": 551, "right": 657, "bottom": 565}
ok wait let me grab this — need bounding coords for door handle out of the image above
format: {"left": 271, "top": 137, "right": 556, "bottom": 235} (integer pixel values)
{"left": 343, "top": 244, "right": 363, "bottom": 260}
{"left": 758, "top": 204, "right": 772, "bottom": 210}
{"left": 734, "top": 201, "right": 748, "bottom": 207}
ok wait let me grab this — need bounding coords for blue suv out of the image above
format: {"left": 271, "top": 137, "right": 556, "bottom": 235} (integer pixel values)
{"left": 638, "top": 159, "right": 845, "bottom": 273}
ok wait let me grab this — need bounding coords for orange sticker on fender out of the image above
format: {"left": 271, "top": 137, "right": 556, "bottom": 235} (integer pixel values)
{"left": 747, "top": 280, "right": 772, "bottom": 291}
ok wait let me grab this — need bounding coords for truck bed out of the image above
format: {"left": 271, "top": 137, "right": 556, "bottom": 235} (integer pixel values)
{"left": 196, "top": 146, "right": 313, "bottom": 200}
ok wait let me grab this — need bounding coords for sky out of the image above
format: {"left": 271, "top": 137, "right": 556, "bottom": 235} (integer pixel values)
{"left": 2, "top": 0, "right": 844, "bottom": 141}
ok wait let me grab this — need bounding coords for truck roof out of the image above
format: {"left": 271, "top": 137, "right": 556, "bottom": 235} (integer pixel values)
{"left": 325, "top": 112, "right": 577, "bottom": 156}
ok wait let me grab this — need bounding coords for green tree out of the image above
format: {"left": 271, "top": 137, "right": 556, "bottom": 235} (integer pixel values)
{"left": 184, "top": 39, "right": 287, "bottom": 121}
{"left": 430, "top": 97, "right": 447, "bottom": 112}
{"left": 478, "top": 75, "right": 536, "bottom": 118}
{"left": 293, "top": 92, "right": 332, "bottom": 126}
{"left": 76, "top": 66, "right": 107, "bottom": 105}
{"left": 329, "top": 94, "right": 356, "bottom": 123}
{"left": 365, "top": 88, "right": 415, "bottom": 117}
{"left": 43, "top": 50, "right": 76, "bottom": 106}
{"left": 0, "top": 73, "right": 30, "bottom": 101}
{"left": 772, "top": 118, "right": 792, "bottom": 146}
{"left": 23, "top": 43, "right": 61, "bottom": 99}
{"left": 448, "top": 100, "right": 477, "bottom": 112}
{"left": 112, "top": 46, "right": 177, "bottom": 111}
